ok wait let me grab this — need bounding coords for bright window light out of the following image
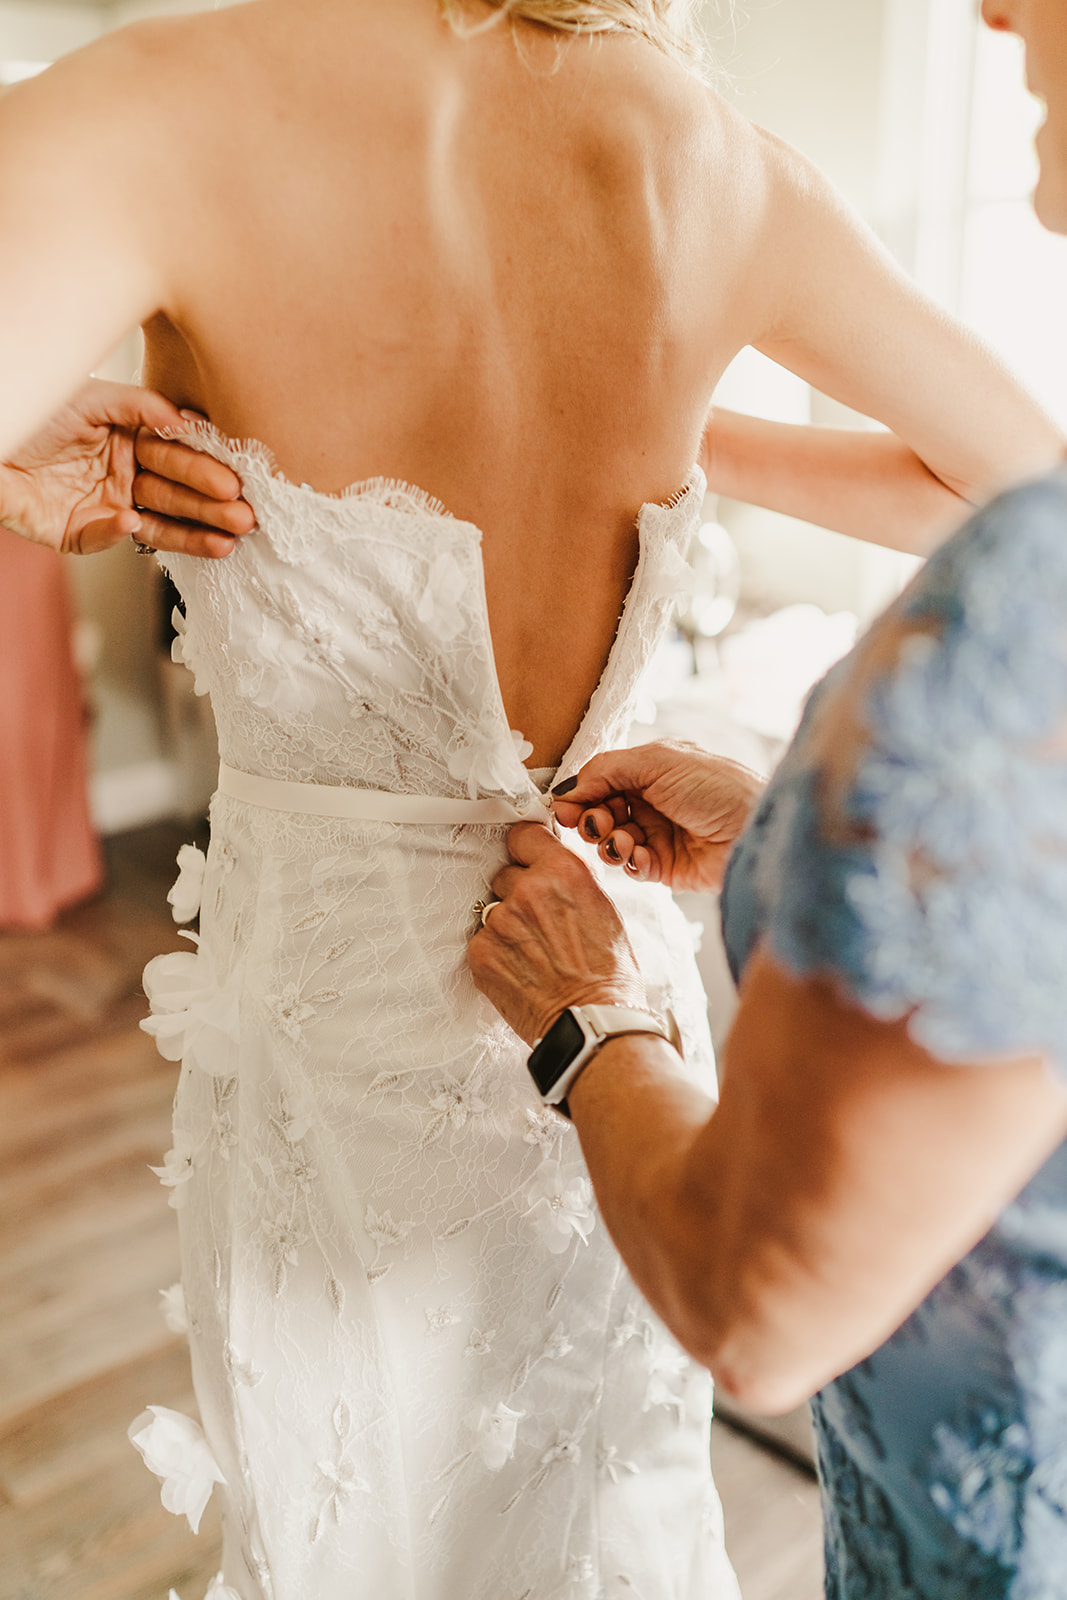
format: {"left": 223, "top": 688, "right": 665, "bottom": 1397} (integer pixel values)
{"left": 0, "top": 60, "right": 50, "bottom": 87}
{"left": 960, "top": 29, "right": 1067, "bottom": 428}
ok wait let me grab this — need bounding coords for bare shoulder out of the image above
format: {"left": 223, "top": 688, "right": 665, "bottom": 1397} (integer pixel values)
{"left": 749, "top": 117, "right": 867, "bottom": 232}
{"left": 565, "top": 45, "right": 768, "bottom": 229}
{"left": 0, "top": 0, "right": 371, "bottom": 129}
{"left": 599, "top": 49, "right": 758, "bottom": 160}
{"left": 0, "top": 26, "right": 167, "bottom": 214}
{"left": 675, "top": 99, "right": 856, "bottom": 253}
{"left": 0, "top": 7, "right": 235, "bottom": 151}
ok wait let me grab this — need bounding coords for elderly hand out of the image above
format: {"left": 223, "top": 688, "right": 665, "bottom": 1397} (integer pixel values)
{"left": 551, "top": 739, "right": 765, "bottom": 892}
{"left": 0, "top": 380, "right": 254, "bottom": 557}
{"left": 468, "top": 822, "right": 647, "bottom": 1045}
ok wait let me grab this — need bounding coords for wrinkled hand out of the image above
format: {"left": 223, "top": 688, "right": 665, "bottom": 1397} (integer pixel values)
{"left": 551, "top": 739, "right": 765, "bottom": 892}
{"left": 0, "top": 379, "right": 255, "bottom": 557}
{"left": 468, "top": 823, "right": 647, "bottom": 1045}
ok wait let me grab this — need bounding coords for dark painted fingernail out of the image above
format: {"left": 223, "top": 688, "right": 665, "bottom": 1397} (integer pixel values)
{"left": 604, "top": 838, "right": 622, "bottom": 863}
{"left": 552, "top": 776, "right": 578, "bottom": 797}
{"left": 582, "top": 817, "right": 600, "bottom": 841}
{"left": 625, "top": 858, "right": 641, "bottom": 876}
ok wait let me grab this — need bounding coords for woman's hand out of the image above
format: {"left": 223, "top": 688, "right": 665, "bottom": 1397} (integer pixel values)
{"left": 551, "top": 740, "right": 765, "bottom": 892}
{"left": 0, "top": 379, "right": 254, "bottom": 557}
{"left": 468, "top": 822, "right": 647, "bottom": 1045}
{"left": 131, "top": 426, "right": 257, "bottom": 555}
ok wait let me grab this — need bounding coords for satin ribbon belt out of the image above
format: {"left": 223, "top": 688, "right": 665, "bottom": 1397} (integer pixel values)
{"left": 216, "top": 763, "right": 553, "bottom": 826}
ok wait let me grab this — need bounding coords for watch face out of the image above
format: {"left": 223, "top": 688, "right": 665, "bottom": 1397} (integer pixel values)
{"left": 528, "top": 1009, "right": 586, "bottom": 1096}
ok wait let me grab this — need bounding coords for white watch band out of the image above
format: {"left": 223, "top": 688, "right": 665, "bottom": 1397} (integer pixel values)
{"left": 538, "top": 1004, "right": 682, "bottom": 1115}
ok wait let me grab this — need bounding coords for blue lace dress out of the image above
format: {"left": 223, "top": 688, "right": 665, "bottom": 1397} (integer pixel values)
{"left": 720, "top": 467, "right": 1067, "bottom": 1599}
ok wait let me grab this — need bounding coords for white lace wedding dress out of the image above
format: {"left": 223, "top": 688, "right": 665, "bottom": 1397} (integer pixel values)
{"left": 133, "top": 424, "right": 739, "bottom": 1600}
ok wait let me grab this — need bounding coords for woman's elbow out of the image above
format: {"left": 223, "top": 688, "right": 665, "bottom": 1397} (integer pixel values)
{"left": 707, "top": 1352, "right": 817, "bottom": 1417}
{"left": 662, "top": 1282, "right": 824, "bottom": 1416}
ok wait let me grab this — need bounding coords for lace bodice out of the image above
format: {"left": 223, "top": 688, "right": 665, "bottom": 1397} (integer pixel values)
{"left": 163, "top": 421, "right": 704, "bottom": 801}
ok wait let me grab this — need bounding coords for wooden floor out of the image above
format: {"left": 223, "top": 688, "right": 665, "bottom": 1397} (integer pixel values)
{"left": 0, "top": 825, "right": 823, "bottom": 1600}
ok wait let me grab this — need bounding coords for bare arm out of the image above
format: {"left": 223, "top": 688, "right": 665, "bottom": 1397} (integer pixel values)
{"left": 713, "top": 122, "right": 1064, "bottom": 550}
{"left": 0, "top": 37, "right": 165, "bottom": 491}
{"left": 469, "top": 829, "right": 1067, "bottom": 1414}
{"left": 0, "top": 36, "right": 260, "bottom": 561}
{"left": 702, "top": 409, "right": 973, "bottom": 554}
{"left": 570, "top": 949, "right": 1067, "bottom": 1413}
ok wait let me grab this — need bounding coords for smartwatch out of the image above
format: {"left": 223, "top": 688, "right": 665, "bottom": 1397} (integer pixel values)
{"left": 527, "top": 1004, "right": 682, "bottom": 1119}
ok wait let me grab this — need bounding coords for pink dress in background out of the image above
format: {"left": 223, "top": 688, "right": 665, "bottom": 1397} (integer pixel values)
{"left": 0, "top": 529, "right": 103, "bottom": 929}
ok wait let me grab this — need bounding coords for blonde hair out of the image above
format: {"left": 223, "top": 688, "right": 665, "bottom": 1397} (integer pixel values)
{"left": 440, "top": 0, "right": 706, "bottom": 69}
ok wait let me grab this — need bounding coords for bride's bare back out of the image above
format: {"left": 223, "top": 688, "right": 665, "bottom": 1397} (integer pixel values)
{"left": 138, "top": 0, "right": 757, "bottom": 763}
{"left": 0, "top": 0, "right": 1057, "bottom": 762}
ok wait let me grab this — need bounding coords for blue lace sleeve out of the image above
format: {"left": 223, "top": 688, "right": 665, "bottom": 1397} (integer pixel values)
{"left": 722, "top": 469, "right": 1067, "bottom": 1080}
